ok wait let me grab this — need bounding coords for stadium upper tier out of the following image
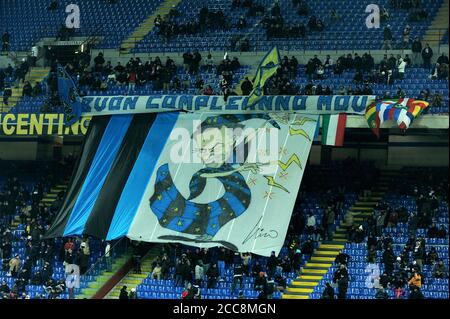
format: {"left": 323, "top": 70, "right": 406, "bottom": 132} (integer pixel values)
{"left": 0, "top": 0, "right": 447, "bottom": 52}
{"left": 133, "top": 0, "right": 444, "bottom": 53}
{"left": 0, "top": 0, "right": 165, "bottom": 51}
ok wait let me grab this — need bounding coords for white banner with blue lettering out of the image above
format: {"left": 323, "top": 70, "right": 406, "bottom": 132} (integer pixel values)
{"left": 81, "top": 95, "right": 375, "bottom": 116}
{"left": 112, "top": 112, "right": 319, "bottom": 257}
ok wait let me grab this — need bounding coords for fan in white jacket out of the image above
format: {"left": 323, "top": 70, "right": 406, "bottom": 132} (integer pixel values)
{"left": 397, "top": 58, "right": 407, "bottom": 78}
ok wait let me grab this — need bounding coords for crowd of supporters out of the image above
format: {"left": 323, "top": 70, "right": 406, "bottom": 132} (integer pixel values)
{"left": 236, "top": 51, "right": 448, "bottom": 113}
{"left": 0, "top": 159, "right": 448, "bottom": 300}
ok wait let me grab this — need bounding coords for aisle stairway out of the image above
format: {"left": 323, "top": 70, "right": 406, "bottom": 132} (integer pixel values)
{"left": 282, "top": 168, "right": 398, "bottom": 299}
{"left": 423, "top": 0, "right": 449, "bottom": 45}
{"left": 76, "top": 253, "right": 132, "bottom": 299}
{"left": 0, "top": 67, "right": 50, "bottom": 112}
{"left": 120, "top": 0, "right": 182, "bottom": 53}
{"left": 10, "top": 181, "right": 67, "bottom": 229}
{"left": 105, "top": 246, "right": 161, "bottom": 299}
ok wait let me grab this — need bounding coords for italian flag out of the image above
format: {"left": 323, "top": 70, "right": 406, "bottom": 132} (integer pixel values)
{"left": 321, "top": 114, "right": 347, "bottom": 146}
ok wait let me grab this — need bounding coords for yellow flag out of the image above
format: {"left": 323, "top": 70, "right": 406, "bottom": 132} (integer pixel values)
{"left": 247, "top": 46, "right": 281, "bottom": 106}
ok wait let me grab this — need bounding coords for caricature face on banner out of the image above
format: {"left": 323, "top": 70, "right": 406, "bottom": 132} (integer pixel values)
{"left": 125, "top": 113, "right": 319, "bottom": 257}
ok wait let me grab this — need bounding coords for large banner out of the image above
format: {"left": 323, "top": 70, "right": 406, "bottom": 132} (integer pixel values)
{"left": 81, "top": 95, "right": 375, "bottom": 116}
{"left": 46, "top": 112, "right": 318, "bottom": 257}
{"left": 0, "top": 113, "right": 90, "bottom": 136}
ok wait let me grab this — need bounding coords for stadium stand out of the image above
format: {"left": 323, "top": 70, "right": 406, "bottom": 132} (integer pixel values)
{"left": 0, "top": 0, "right": 448, "bottom": 302}
{"left": 132, "top": 0, "right": 445, "bottom": 53}
{"left": 0, "top": 0, "right": 165, "bottom": 51}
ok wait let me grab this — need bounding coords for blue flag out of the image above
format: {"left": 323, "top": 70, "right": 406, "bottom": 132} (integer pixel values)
{"left": 57, "top": 66, "right": 82, "bottom": 125}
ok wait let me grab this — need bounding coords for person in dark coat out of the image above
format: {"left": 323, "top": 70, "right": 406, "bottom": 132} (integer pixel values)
{"left": 0, "top": 280, "right": 10, "bottom": 294}
{"left": 322, "top": 282, "right": 335, "bottom": 299}
{"left": 375, "top": 287, "right": 389, "bottom": 299}
{"left": 383, "top": 246, "right": 395, "bottom": 275}
{"left": 421, "top": 44, "right": 433, "bottom": 69}
{"left": 119, "top": 286, "right": 129, "bottom": 299}
{"left": 337, "top": 274, "right": 349, "bottom": 299}
{"left": 240, "top": 77, "right": 253, "bottom": 95}
{"left": 379, "top": 272, "right": 391, "bottom": 288}
{"left": 266, "top": 251, "right": 278, "bottom": 278}
{"left": 207, "top": 263, "right": 219, "bottom": 288}
{"left": 335, "top": 252, "right": 350, "bottom": 266}
{"left": 409, "top": 286, "right": 424, "bottom": 299}
{"left": 254, "top": 272, "right": 267, "bottom": 292}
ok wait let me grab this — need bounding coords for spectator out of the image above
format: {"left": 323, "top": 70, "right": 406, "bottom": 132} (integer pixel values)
{"left": 104, "top": 242, "right": 111, "bottom": 271}
{"left": 421, "top": 44, "right": 433, "bottom": 69}
{"left": 411, "top": 37, "right": 422, "bottom": 67}
{"left": 127, "top": 70, "right": 137, "bottom": 93}
{"left": 437, "top": 53, "right": 449, "bottom": 65}
{"left": 409, "top": 286, "right": 424, "bottom": 299}
{"left": 397, "top": 58, "right": 406, "bottom": 79}
{"left": 337, "top": 273, "right": 349, "bottom": 299}
{"left": 324, "top": 207, "right": 335, "bottom": 240}
{"left": 408, "top": 272, "right": 422, "bottom": 289}
{"left": 402, "top": 25, "right": 411, "bottom": 49}
{"left": 204, "top": 54, "right": 214, "bottom": 73}
{"left": 266, "top": 251, "right": 279, "bottom": 278}
{"left": 306, "top": 212, "right": 316, "bottom": 235}
{"left": 231, "top": 263, "right": 244, "bottom": 294}
{"left": 375, "top": 287, "right": 389, "bottom": 299}
{"left": 324, "top": 55, "right": 334, "bottom": 69}
{"left": 240, "top": 77, "right": 253, "bottom": 96}
{"left": 2, "top": 85, "right": 12, "bottom": 105}
{"left": 32, "top": 82, "right": 43, "bottom": 97}
{"left": 47, "top": 0, "right": 58, "bottom": 11}
{"left": 380, "top": 7, "right": 390, "bottom": 22}
{"left": 329, "top": 8, "right": 341, "bottom": 24}
{"left": 0, "top": 280, "right": 10, "bottom": 294}
{"left": 403, "top": 54, "right": 412, "bottom": 66}
{"left": 383, "top": 246, "right": 395, "bottom": 275}
{"left": 119, "top": 286, "right": 128, "bottom": 299}
{"left": 240, "top": 253, "right": 251, "bottom": 275}
{"left": 129, "top": 288, "right": 137, "bottom": 299}
{"left": 383, "top": 25, "right": 393, "bottom": 50}
{"left": 202, "top": 85, "right": 214, "bottom": 95}
{"left": 194, "top": 261, "right": 204, "bottom": 286}
{"left": 2, "top": 31, "right": 10, "bottom": 52}
{"left": 432, "top": 258, "right": 447, "bottom": 278}
{"left": 321, "top": 282, "right": 335, "bottom": 299}
{"left": 206, "top": 263, "right": 219, "bottom": 288}
{"left": 8, "top": 255, "right": 21, "bottom": 277}
{"left": 151, "top": 262, "right": 162, "bottom": 280}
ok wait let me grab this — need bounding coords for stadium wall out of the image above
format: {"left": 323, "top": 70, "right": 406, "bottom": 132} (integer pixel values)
{"left": 1, "top": 137, "right": 447, "bottom": 167}
{"left": 0, "top": 140, "right": 38, "bottom": 160}
{"left": 388, "top": 135, "right": 449, "bottom": 166}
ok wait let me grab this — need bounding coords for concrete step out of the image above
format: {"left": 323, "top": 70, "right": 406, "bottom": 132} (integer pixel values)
{"left": 305, "top": 262, "right": 332, "bottom": 269}
{"left": 301, "top": 268, "right": 328, "bottom": 275}
{"left": 282, "top": 294, "right": 309, "bottom": 299}
{"left": 314, "top": 250, "right": 339, "bottom": 256}
{"left": 296, "top": 275, "right": 322, "bottom": 281}
{"left": 286, "top": 287, "right": 314, "bottom": 294}
{"left": 320, "top": 244, "right": 344, "bottom": 250}
{"left": 310, "top": 256, "right": 335, "bottom": 262}
{"left": 291, "top": 281, "right": 318, "bottom": 288}
{"left": 330, "top": 238, "right": 347, "bottom": 243}
{"left": 354, "top": 201, "right": 377, "bottom": 206}
{"left": 351, "top": 206, "right": 374, "bottom": 211}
